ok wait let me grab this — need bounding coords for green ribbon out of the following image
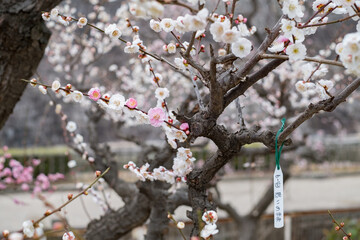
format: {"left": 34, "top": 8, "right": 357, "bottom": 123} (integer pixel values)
{"left": 275, "top": 118, "right": 286, "bottom": 170}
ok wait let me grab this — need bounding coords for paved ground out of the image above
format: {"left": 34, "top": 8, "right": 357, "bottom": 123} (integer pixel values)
{"left": 1, "top": 172, "right": 360, "bottom": 231}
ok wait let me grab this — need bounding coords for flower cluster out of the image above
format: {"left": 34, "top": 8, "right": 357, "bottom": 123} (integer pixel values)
{"left": 41, "top": 8, "right": 71, "bottom": 26}
{"left": 20, "top": 221, "right": 45, "bottom": 239}
{"left": 62, "top": 231, "right": 76, "bottom": 240}
{"left": 200, "top": 210, "right": 219, "bottom": 239}
{"left": 279, "top": 0, "right": 360, "bottom": 63}
{"left": 124, "top": 162, "right": 176, "bottom": 184}
{"left": 124, "top": 147, "right": 195, "bottom": 184}
{"left": 209, "top": 14, "right": 254, "bottom": 58}
{"left": 0, "top": 147, "right": 64, "bottom": 193}
{"left": 336, "top": 32, "right": 360, "bottom": 76}
{"left": 129, "top": 0, "right": 164, "bottom": 18}
{"left": 150, "top": 9, "right": 208, "bottom": 34}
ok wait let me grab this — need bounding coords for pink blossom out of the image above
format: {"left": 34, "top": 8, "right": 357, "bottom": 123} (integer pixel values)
{"left": 180, "top": 123, "right": 189, "bottom": 131}
{"left": 48, "top": 173, "right": 65, "bottom": 181}
{"left": 88, "top": 87, "right": 101, "bottom": 101}
{"left": 12, "top": 166, "right": 24, "bottom": 179}
{"left": 21, "top": 183, "right": 30, "bottom": 191}
{"left": 9, "top": 159, "right": 21, "bottom": 168}
{"left": 148, "top": 107, "right": 166, "bottom": 127}
{"left": 17, "top": 167, "right": 33, "bottom": 183}
{"left": 13, "top": 198, "right": 25, "bottom": 205}
{"left": 4, "top": 177, "right": 13, "bottom": 184}
{"left": 3, "top": 146, "right": 8, "bottom": 152}
{"left": 33, "top": 186, "right": 42, "bottom": 195}
{"left": 0, "top": 182, "right": 6, "bottom": 190}
{"left": 4, "top": 153, "right": 11, "bottom": 158}
{"left": 126, "top": 98, "right": 138, "bottom": 109}
{"left": 278, "top": 35, "right": 290, "bottom": 43}
{"left": 32, "top": 159, "right": 41, "bottom": 166}
{"left": 35, "top": 174, "right": 50, "bottom": 190}
{"left": 1, "top": 168, "right": 12, "bottom": 177}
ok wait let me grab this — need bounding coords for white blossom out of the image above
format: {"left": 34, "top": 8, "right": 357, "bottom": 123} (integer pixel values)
{"left": 200, "top": 224, "right": 219, "bottom": 239}
{"left": 177, "top": 222, "right": 185, "bottom": 229}
{"left": 282, "top": 0, "right": 304, "bottom": 20}
{"left": 50, "top": 8, "right": 59, "bottom": 19}
{"left": 52, "top": 80, "right": 61, "bottom": 92}
{"left": 210, "top": 20, "right": 230, "bottom": 42}
{"left": 72, "top": 90, "right": 83, "bottom": 102}
{"left": 150, "top": 19, "right": 162, "bottom": 32}
{"left": 337, "top": 32, "right": 360, "bottom": 75}
{"left": 145, "top": 1, "right": 164, "bottom": 18}
{"left": 62, "top": 231, "right": 75, "bottom": 240}
{"left": 66, "top": 121, "right": 77, "bottom": 132}
{"left": 124, "top": 43, "right": 140, "bottom": 54}
{"left": 108, "top": 94, "right": 125, "bottom": 112}
{"left": 155, "top": 88, "right": 169, "bottom": 100}
{"left": 67, "top": 159, "right": 77, "bottom": 168}
{"left": 8, "top": 233, "right": 23, "bottom": 240}
{"left": 286, "top": 42, "right": 306, "bottom": 61}
{"left": 174, "top": 16, "right": 187, "bottom": 34}
{"left": 167, "top": 43, "right": 176, "bottom": 53}
{"left": 231, "top": 38, "right": 252, "bottom": 58}
{"left": 160, "top": 18, "right": 175, "bottom": 32}
{"left": 222, "top": 27, "right": 240, "bottom": 43}
{"left": 38, "top": 85, "right": 47, "bottom": 95}
{"left": 105, "top": 24, "right": 122, "bottom": 40}
{"left": 77, "top": 17, "right": 88, "bottom": 28}
{"left": 22, "top": 220, "right": 35, "bottom": 238}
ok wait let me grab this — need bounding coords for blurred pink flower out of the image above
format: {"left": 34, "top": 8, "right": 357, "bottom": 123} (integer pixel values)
{"left": 48, "top": 173, "right": 65, "bottom": 182}
{"left": 32, "top": 159, "right": 41, "bottom": 166}
{"left": 21, "top": 183, "right": 30, "bottom": 191}
{"left": 1, "top": 167, "right": 12, "bottom": 177}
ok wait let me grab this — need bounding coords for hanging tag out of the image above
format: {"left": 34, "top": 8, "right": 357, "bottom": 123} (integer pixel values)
{"left": 274, "top": 166, "right": 284, "bottom": 228}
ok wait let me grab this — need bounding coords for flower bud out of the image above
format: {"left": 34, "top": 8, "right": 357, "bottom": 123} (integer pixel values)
{"left": 177, "top": 222, "right": 185, "bottom": 229}
{"left": 67, "top": 193, "right": 73, "bottom": 200}
{"left": 95, "top": 170, "right": 101, "bottom": 177}
{"left": 2, "top": 230, "right": 9, "bottom": 238}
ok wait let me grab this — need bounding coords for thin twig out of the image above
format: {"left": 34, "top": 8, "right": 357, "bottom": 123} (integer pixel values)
{"left": 33, "top": 168, "right": 110, "bottom": 226}
{"left": 56, "top": 14, "right": 180, "bottom": 70}
{"left": 328, "top": 210, "right": 352, "bottom": 240}
{"left": 188, "top": 68, "right": 205, "bottom": 111}
{"left": 298, "top": 12, "right": 360, "bottom": 29}
{"left": 260, "top": 54, "right": 344, "bottom": 67}
{"left": 278, "top": 77, "right": 360, "bottom": 143}
{"left": 20, "top": 79, "right": 184, "bottom": 132}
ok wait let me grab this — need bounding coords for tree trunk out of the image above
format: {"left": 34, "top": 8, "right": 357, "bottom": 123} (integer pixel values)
{"left": 0, "top": 0, "right": 61, "bottom": 130}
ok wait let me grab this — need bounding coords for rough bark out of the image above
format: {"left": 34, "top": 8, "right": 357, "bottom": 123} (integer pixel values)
{"left": 0, "top": 0, "right": 62, "bottom": 129}
{"left": 85, "top": 193, "right": 151, "bottom": 240}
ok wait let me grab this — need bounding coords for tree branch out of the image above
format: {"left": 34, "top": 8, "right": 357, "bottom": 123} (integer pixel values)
{"left": 225, "top": 15, "right": 284, "bottom": 90}
{"left": 224, "top": 58, "right": 285, "bottom": 108}
{"left": 260, "top": 53, "right": 344, "bottom": 67}
{"left": 278, "top": 77, "right": 360, "bottom": 143}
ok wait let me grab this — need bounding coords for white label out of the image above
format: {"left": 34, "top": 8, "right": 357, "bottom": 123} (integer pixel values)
{"left": 274, "top": 167, "right": 284, "bottom": 228}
